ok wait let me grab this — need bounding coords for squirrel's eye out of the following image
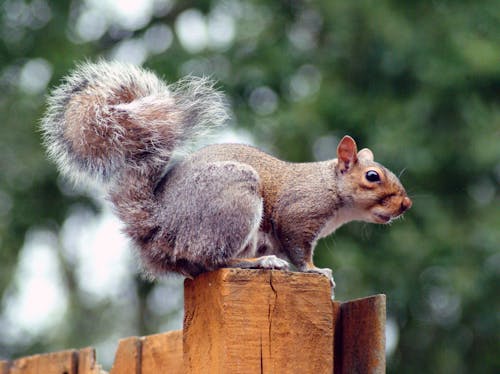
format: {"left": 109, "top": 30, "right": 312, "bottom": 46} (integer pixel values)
{"left": 365, "top": 170, "right": 380, "bottom": 182}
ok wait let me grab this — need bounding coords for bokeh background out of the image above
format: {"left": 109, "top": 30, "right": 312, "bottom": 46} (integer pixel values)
{"left": 0, "top": 0, "right": 499, "bottom": 372}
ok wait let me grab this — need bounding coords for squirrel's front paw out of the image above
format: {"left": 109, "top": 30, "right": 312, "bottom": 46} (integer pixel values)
{"left": 303, "top": 267, "right": 336, "bottom": 289}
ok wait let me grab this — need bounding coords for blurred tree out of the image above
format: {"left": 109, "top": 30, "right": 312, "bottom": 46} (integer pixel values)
{"left": 0, "top": 0, "right": 498, "bottom": 372}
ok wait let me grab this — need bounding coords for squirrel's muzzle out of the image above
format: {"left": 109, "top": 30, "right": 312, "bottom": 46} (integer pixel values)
{"left": 401, "top": 196, "right": 412, "bottom": 213}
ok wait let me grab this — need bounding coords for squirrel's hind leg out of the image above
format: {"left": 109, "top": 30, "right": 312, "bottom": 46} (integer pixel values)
{"left": 163, "top": 161, "right": 264, "bottom": 273}
{"left": 225, "top": 255, "right": 290, "bottom": 271}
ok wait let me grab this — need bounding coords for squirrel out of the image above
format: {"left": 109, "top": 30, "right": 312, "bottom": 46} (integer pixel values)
{"left": 41, "top": 61, "right": 412, "bottom": 289}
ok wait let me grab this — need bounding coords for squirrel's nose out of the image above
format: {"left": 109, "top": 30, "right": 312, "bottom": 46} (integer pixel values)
{"left": 401, "top": 196, "right": 412, "bottom": 212}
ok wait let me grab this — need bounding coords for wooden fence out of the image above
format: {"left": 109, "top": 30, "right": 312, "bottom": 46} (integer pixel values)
{"left": 0, "top": 269, "right": 386, "bottom": 373}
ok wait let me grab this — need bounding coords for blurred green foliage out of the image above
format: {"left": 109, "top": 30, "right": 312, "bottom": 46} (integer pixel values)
{"left": 0, "top": 0, "right": 499, "bottom": 372}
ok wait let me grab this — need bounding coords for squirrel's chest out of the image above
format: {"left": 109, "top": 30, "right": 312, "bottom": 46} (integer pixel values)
{"left": 316, "top": 208, "right": 360, "bottom": 239}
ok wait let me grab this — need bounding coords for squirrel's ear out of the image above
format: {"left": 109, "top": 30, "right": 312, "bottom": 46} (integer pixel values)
{"left": 357, "top": 148, "right": 374, "bottom": 162}
{"left": 337, "top": 135, "right": 358, "bottom": 172}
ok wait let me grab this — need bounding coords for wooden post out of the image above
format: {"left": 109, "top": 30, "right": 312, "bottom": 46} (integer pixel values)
{"left": 141, "top": 331, "right": 183, "bottom": 374}
{"left": 1, "top": 348, "right": 102, "bottom": 374}
{"left": 335, "top": 294, "right": 386, "bottom": 374}
{"left": 8, "top": 350, "right": 78, "bottom": 374}
{"left": 109, "top": 331, "right": 183, "bottom": 374}
{"left": 332, "top": 300, "right": 342, "bottom": 371}
{"left": 183, "top": 268, "right": 334, "bottom": 373}
{"left": 109, "top": 336, "right": 142, "bottom": 374}
{"left": 0, "top": 270, "right": 386, "bottom": 373}
{"left": 78, "top": 347, "right": 102, "bottom": 374}
{"left": 0, "top": 361, "right": 10, "bottom": 374}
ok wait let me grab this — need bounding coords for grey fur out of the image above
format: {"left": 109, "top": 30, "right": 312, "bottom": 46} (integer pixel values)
{"left": 41, "top": 60, "right": 228, "bottom": 186}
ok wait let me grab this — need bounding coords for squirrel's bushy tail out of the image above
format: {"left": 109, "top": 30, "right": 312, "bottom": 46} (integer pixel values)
{"left": 41, "top": 60, "right": 228, "bottom": 185}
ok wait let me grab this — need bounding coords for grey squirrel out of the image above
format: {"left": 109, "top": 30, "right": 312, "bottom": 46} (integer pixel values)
{"left": 41, "top": 61, "right": 412, "bottom": 288}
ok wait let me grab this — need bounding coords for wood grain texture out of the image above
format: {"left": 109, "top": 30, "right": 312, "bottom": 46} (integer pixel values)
{"left": 109, "top": 336, "right": 141, "bottom": 374}
{"left": 0, "top": 361, "right": 10, "bottom": 374}
{"left": 141, "top": 330, "right": 182, "bottom": 374}
{"left": 336, "top": 294, "right": 386, "bottom": 374}
{"left": 9, "top": 350, "right": 78, "bottom": 374}
{"left": 1, "top": 270, "right": 386, "bottom": 373}
{"left": 332, "top": 300, "right": 342, "bottom": 373}
{"left": 183, "top": 268, "right": 334, "bottom": 374}
{"left": 78, "top": 347, "right": 102, "bottom": 374}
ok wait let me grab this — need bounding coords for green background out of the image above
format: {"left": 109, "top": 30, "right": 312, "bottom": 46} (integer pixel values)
{"left": 0, "top": 0, "right": 498, "bottom": 372}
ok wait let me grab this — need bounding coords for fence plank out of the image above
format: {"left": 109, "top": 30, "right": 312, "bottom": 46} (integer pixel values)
{"left": 332, "top": 300, "right": 342, "bottom": 372}
{"left": 9, "top": 350, "right": 77, "bottom": 374}
{"left": 78, "top": 347, "right": 102, "bottom": 374}
{"left": 2, "top": 271, "right": 387, "bottom": 373}
{"left": 336, "top": 294, "right": 386, "bottom": 374}
{"left": 109, "top": 336, "right": 141, "bottom": 374}
{"left": 0, "top": 360, "right": 10, "bottom": 374}
{"left": 141, "top": 330, "right": 182, "bottom": 374}
{"left": 183, "top": 268, "right": 334, "bottom": 373}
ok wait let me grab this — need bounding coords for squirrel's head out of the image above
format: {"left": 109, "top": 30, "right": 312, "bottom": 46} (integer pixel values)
{"left": 334, "top": 135, "right": 412, "bottom": 224}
